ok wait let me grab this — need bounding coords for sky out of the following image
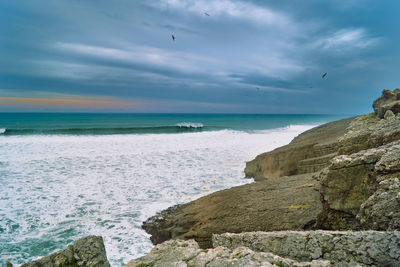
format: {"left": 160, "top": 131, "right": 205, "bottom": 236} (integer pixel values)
{"left": 0, "top": 0, "right": 399, "bottom": 114}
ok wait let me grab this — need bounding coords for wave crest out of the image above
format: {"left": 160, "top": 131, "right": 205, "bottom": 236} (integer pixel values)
{"left": 176, "top": 122, "right": 203, "bottom": 128}
{"left": 0, "top": 128, "right": 6, "bottom": 134}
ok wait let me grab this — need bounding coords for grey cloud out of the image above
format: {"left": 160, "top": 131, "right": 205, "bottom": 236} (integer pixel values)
{"left": 0, "top": 0, "right": 398, "bottom": 113}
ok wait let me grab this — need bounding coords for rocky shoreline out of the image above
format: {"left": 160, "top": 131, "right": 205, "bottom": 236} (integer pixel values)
{"left": 141, "top": 89, "right": 400, "bottom": 248}
{"left": 127, "top": 230, "right": 400, "bottom": 266}
{"left": 14, "top": 89, "right": 400, "bottom": 266}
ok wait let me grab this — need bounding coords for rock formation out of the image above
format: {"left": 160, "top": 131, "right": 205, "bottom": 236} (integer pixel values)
{"left": 18, "top": 236, "right": 111, "bottom": 267}
{"left": 244, "top": 117, "right": 353, "bottom": 180}
{"left": 126, "top": 238, "right": 330, "bottom": 267}
{"left": 317, "top": 139, "right": 400, "bottom": 230}
{"left": 214, "top": 231, "right": 400, "bottom": 266}
{"left": 143, "top": 173, "right": 323, "bottom": 248}
{"left": 127, "top": 231, "right": 400, "bottom": 266}
{"left": 142, "top": 89, "right": 400, "bottom": 249}
{"left": 373, "top": 88, "right": 400, "bottom": 118}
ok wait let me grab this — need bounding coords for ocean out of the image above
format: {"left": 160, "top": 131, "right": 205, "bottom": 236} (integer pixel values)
{"left": 0, "top": 113, "right": 345, "bottom": 266}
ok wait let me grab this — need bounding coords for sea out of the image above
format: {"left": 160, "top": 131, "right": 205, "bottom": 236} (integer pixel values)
{"left": 0, "top": 113, "right": 346, "bottom": 266}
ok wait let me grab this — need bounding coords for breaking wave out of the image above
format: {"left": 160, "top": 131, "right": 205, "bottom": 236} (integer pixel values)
{"left": 175, "top": 122, "right": 204, "bottom": 128}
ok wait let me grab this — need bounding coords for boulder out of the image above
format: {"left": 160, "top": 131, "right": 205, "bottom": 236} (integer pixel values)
{"left": 385, "top": 110, "right": 396, "bottom": 120}
{"left": 383, "top": 101, "right": 400, "bottom": 118}
{"left": 126, "top": 239, "right": 200, "bottom": 267}
{"left": 20, "top": 236, "right": 110, "bottom": 267}
{"left": 373, "top": 89, "right": 400, "bottom": 118}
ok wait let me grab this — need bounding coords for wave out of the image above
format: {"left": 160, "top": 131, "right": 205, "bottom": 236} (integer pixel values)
{"left": 176, "top": 122, "right": 203, "bottom": 128}
{"left": 0, "top": 125, "right": 212, "bottom": 136}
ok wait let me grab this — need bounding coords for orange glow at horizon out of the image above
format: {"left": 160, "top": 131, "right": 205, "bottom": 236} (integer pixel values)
{"left": 0, "top": 96, "right": 138, "bottom": 108}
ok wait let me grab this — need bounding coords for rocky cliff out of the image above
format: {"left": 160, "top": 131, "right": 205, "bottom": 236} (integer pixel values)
{"left": 142, "top": 89, "right": 400, "bottom": 249}
{"left": 244, "top": 117, "right": 354, "bottom": 180}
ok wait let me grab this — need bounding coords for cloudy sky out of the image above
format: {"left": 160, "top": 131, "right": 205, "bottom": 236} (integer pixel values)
{"left": 0, "top": 0, "right": 399, "bottom": 113}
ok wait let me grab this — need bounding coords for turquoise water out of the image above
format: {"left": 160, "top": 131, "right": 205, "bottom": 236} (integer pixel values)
{"left": 0, "top": 113, "right": 347, "bottom": 266}
{"left": 0, "top": 113, "right": 345, "bottom": 135}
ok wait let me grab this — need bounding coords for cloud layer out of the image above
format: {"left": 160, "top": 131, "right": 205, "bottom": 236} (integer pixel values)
{"left": 0, "top": 0, "right": 398, "bottom": 113}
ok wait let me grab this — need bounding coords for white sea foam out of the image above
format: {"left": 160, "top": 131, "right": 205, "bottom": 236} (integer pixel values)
{"left": 0, "top": 125, "right": 317, "bottom": 266}
{"left": 176, "top": 122, "right": 203, "bottom": 128}
{"left": 0, "top": 128, "right": 5, "bottom": 134}
{"left": 254, "top": 124, "right": 319, "bottom": 133}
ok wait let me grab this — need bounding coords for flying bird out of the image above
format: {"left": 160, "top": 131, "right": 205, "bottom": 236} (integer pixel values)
{"left": 322, "top": 72, "right": 327, "bottom": 78}
{"left": 172, "top": 34, "right": 175, "bottom": 41}
{"left": 204, "top": 12, "right": 210, "bottom": 16}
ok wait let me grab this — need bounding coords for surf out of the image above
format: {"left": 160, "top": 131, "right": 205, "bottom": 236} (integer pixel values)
{"left": 0, "top": 125, "right": 209, "bottom": 136}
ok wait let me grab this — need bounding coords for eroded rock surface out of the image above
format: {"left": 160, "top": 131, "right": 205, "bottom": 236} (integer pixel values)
{"left": 126, "top": 239, "right": 330, "bottom": 267}
{"left": 244, "top": 117, "right": 353, "bottom": 180}
{"left": 213, "top": 231, "right": 400, "bottom": 267}
{"left": 317, "top": 140, "right": 400, "bottom": 230}
{"left": 20, "top": 236, "right": 110, "bottom": 267}
{"left": 143, "top": 174, "right": 322, "bottom": 248}
{"left": 337, "top": 111, "right": 400, "bottom": 155}
{"left": 127, "top": 231, "right": 400, "bottom": 267}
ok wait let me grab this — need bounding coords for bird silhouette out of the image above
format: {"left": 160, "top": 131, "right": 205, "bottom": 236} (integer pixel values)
{"left": 172, "top": 34, "right": 175, "bottom": 41}
{"left": 204, "top": 12, "right": 210, "bottom": 16}
{"left": 322, "top": 72, "right": 327, "bottom": 78}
